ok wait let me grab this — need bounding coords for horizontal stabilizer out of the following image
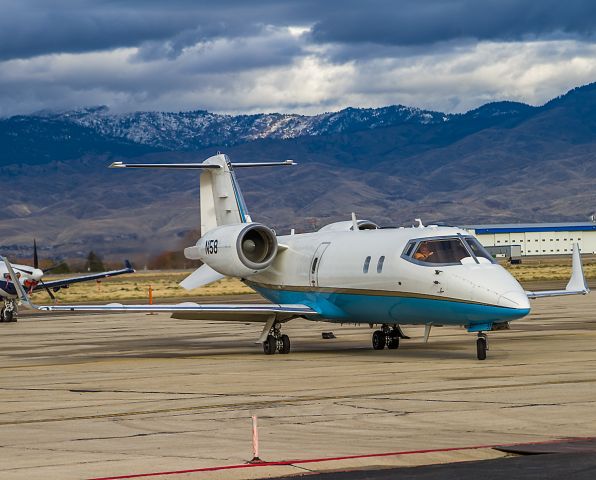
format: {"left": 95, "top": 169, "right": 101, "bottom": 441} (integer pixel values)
{"left": 110, "top": 162, "right": 221, "bottom": 169}
{"left": 109, "top": 160, "right": 295, "bottom": 169}
{"left": 526, "top": 243, "right": 590, "bottom": 298}
{"left": 231, "top": 160, "right": 296, "bottom": 168}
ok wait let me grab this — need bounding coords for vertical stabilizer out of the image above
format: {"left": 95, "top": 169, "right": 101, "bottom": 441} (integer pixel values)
{"left": 200, "top": 154, "right": 251, "bottom": 234}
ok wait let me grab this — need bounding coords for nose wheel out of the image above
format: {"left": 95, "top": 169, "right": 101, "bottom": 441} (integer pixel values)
{"left": 476, "top": 333, "right": 488, "bottom": 360}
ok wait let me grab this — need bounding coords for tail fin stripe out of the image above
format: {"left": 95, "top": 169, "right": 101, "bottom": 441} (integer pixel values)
{"left": 229, "top": 166, "right": 249, "bottom": 223}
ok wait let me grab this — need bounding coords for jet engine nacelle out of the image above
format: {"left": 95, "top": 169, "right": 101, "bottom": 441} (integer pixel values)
{"left": 184, "top": 223, "right": 278, "bottom": 277}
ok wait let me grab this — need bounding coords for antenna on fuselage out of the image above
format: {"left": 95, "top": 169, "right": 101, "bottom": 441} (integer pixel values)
{"left": 415, "top": 218, "right": 425, "bottom": 228}
{"left": 351, "top": 212, "right": 358, "bottom": 231}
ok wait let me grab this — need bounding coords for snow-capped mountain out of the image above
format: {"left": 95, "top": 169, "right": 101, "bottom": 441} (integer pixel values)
{"left": 43, "top": 104, "right": 450, "bottom": 151}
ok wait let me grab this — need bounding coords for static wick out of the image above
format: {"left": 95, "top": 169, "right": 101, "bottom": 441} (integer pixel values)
{"left": 248, "top": 415, "right": 264, "bottom": 464}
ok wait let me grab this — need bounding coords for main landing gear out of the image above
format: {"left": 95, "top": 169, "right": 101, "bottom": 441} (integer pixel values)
{"left": 262, "top": 322, "right": 291, "bottom": 355}
{"left": 476, "top": 333, "right": 488, "bottom": 361}
{"left": 0, "top": 300, "right": 17, "bottom": 323}
{"left": 372, "top": 325, "right": 402, "bottom": 351}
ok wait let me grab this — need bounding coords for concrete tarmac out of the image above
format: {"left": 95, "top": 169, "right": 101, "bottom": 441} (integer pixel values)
{"left": 1, "top": 288, "right": 595, "bottom": 479}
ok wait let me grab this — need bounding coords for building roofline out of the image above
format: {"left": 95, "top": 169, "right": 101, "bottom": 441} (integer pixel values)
{"left": 462, "top": 221, "right": 596, "bottom": 234}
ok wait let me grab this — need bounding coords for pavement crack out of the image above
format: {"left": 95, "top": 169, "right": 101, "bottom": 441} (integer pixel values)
{"left": 71, "top": 431, "right": 186, "bottom": 441}
{"left": 290, "top": 464, "right": 317, "bottom": 472}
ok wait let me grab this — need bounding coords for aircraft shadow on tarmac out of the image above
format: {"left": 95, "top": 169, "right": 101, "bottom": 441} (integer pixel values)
{"left": 267, "top": 452, "right": 596, "bottom": 480}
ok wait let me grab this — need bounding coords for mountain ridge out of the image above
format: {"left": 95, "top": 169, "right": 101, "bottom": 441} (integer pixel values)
{"left": 1, "top": 82, "right": 595, "bottom": 260}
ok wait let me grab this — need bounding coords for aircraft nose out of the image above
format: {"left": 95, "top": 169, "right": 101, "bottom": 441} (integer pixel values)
{"left": 498, "top": 290, "right": 531, "bottom": 310}
{"left": 31, "top": 268, "right": 44, "bottom": 281}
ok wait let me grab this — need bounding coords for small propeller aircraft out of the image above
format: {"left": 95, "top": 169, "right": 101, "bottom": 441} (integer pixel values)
{"left": 5, "top": 154, "right": 589, "bottom": 359}
{"left": 0, "top": 240, "right": 134, "bottom": 322}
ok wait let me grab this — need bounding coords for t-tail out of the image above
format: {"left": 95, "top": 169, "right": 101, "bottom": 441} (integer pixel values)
{"left": 110, "top": 154, "right": 294, "bottom": 234}
{"left": 109, "top": 154, "right": 295, "bottom": 289}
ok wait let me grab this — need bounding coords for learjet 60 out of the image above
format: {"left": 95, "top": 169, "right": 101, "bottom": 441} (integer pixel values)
{"left": 5, "top": 154, "right": 589, "bottom": 360}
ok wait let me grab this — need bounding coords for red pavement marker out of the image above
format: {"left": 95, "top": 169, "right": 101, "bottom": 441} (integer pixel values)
{"left": 88, "top": 436, "right": 595, "bottom": 480}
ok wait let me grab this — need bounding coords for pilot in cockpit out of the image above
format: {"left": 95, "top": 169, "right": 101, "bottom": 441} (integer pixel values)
{"left": 414, "top": 242, "right": 434, "bottom": 262}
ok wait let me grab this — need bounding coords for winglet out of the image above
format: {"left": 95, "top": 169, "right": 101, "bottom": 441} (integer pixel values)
{"left": 526, "top": 243, "right": 590, "bottom": 298}
{"left": 1, "top": 256, "right": 36, "bottom": 309}
{"left": 124, "top": 259, "right": 134, "bottom": 271}
{"left": 567, "top": 243, "right": 590, "bottom": 293}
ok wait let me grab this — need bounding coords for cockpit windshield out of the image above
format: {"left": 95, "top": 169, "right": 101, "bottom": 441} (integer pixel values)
{"left": 411, "top": 238, "right": 470, "bottom": 264}
{"left": 403, "top": 236, "right": 497, "bottom": 266}
{"left": 464, "top": 237, "right": 496, "bottom": 263}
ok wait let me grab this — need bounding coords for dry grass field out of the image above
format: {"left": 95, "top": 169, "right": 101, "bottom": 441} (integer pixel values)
{"left": 36, "top": 271, "right": 252, "bottom": 303}
{"left": 504, "top": 253, "right": 596, "bottom": 281}
{"left": 35, "top": 258, "right": 595, "bottom": 304}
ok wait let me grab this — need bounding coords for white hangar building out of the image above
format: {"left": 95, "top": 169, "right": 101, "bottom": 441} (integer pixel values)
{"left": 463, "top": 222, "right": 596, "bottom": 256}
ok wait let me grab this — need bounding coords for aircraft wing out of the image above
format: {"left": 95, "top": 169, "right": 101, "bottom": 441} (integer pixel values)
{"left": 526, "top": 244, "right": 590, "bottom": 299}
{"left": 33, "top": 261, "right": 135, "bottom": 292}
{"left": 32, "top": 302, "right": 316, "bottom": 323}
{"left": 2, "top": 255, "right": 316, "bottom": 330}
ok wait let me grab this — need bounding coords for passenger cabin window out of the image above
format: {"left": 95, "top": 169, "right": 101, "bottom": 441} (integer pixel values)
{"left": 363, "top": 256, "right": 371, "bottom": 273}
{"left": 377, "top": 256, "right": 385, "bottom": 273}
{"left": 411, "top": 239, "right": 469, "bottom": 265}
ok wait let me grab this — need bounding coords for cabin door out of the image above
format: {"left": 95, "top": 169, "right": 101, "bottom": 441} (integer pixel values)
{"left": 309, "top": 242, "right": 331, "bottom": 287}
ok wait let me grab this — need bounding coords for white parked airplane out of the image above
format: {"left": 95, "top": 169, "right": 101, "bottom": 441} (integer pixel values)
{"left": 5, "top": 154, "right": 589, "bottom": 359}
{"left": 0, "top": 241, "right": 134, "bottom": 322}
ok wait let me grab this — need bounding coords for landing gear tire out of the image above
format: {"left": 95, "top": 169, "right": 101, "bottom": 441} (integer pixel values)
{"left": 476, "top": 336, "right": 487, "bottom": 361}
{"left": 280, "top": 334, "right": 291, "bottom": 354}
{"left": 263, "top": 335, "right": 277, "bottom": 355}
{"left": 372, "top": 330, "right": 386, "bottom": 350}
{"left": 387, "top": 336, "right": 400, "bottom": 350}
{"left": 1, "top": 307, "right": 15, "bottom": 323}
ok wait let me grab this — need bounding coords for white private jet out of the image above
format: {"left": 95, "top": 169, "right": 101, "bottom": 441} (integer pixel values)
{"left": 0, "top": 241, "right": 134, "bottom": 322}
{"left": 5, "top": 154, "right": 589, "bottom": 360}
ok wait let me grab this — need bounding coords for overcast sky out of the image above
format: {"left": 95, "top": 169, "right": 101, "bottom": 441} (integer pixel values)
{"left": 2, "top": 0, "right": 596, "bottom": 117}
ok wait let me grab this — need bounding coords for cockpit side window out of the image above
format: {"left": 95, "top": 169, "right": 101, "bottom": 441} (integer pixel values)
{"left": 404, "top": 241, "right": 416, "bottom": 257}
{"left": 465, "top": 237, "right": 496, "bottom": 264}
{"left": 407, "top": 238, "right": 471, "bottom": 265}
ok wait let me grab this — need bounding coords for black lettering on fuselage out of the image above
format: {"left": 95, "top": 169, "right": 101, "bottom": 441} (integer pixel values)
{"left": 205, "top": 240, "right": 218, "bottom": 254}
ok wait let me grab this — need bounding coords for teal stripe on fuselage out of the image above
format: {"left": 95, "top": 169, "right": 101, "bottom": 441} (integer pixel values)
{"left": 251, "top": 285, "right": 530, "bottom": 326}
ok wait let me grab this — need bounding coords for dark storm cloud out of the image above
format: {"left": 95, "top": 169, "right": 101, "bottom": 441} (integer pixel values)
{"left": 310, "top": 0, "right": 596, "bottom": 47}
{"left": 0, "top": 0, "right": 311, "bottom": 61}
{"left": 3, "top": 0, "right": 596, "bottom": 62}
{"left": 1, "top": 0, "right": 596, "bottom": 117}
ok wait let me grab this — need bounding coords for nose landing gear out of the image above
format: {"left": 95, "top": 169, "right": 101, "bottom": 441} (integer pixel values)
{"left": 476, "top": 333, "right": 488, "bottom": 360}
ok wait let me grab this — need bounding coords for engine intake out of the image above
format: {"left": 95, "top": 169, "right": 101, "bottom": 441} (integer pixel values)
{"left": 186, "top": 223, "right": 278, "bottom": 277}
{"left": 237, "top": 224, "right": 277, "bottom": 269}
